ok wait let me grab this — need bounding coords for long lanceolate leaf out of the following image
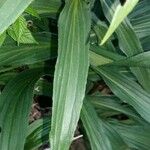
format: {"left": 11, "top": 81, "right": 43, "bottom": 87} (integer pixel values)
{"left": 50, "top": 1, "right": 91, "bottom": 150}
{"left": 129, "top": 0, "right": 150, "bottom": 39}
{"left": 0, "top": 0, "right": 33, "bottom": 34}
{"left": 31, "top": 0, "right": 61, "bottom": 17}
{"left": 0, "top": 68, "right": 44, "bottom": 150}
{"left": 101, "top": 0, "right": 139, "bottom": 45}
{"left": 100, "top": 0, "right": 150, "bottom": 92}
{"left": 25, "top": 118, "right": 51, "bottom": 150}
{"left": 88, "top": 96, "right": 139, "bottom": 120}
{"left": 94, "top": 66, "right": 150, "bottom": 123}
{"left": 108, "top": 51, "right": 150, "bottom": 68}
{"left": 113, "top": 123, "right": 150, "bottom": 150}
{"left": 81, "top": 100, "right": 128, "bottom": 150}
{"left": 0, "top": 33, "right": 57, "bottom": 72}
{"left": 0, "top": 42, "right": 56, "bottom": 68}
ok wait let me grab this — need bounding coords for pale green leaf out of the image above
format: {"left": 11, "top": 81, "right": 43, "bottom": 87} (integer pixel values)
{"left": 101, "top": 0, "right": 139, "bottom": 45}
{"left": 92, "top": 13, "right": 116, "bottom": 52}
{"left": 0, "top": 31, "right": 6, "bottom": 46}
{"left": 89, "top": 50, "right": 113, "bottom": 67}
{"left": 0, "top": 0, "right": 34, "bottom": 34}
{"left": 7, "top": 16, "right": 37, "bottom": 45}
{"left": 50, "top": 0, "right": 92, "bottom": 149}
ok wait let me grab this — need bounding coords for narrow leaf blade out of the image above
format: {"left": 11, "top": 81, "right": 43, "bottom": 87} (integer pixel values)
{"left": 0, "top": 68, "right": 44, "bottom": 150}
{"left": 101, "top": 0, "right": 139, "bottom": 45}
{"left": 81, "top": 100, "right": 128, "bottom": 150}
{"left": 94, "top": 66, "right": 150, "bottom": 123}
{"left": 0, "top": 0, "right": 33, "bottom": 34}
{"left": 50, "top": 1, "right": 92, "bottom": 149}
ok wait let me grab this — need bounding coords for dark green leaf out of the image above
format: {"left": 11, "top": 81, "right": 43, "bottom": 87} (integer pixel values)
{"left": 0, "top": 68, "right": 45, "bottom": 150}
{"left": 94, "top": 66, "right": 150, "bottom": 123}
{"left": 25, "top": 118, "right": 50, "bottom": 150}
{"left": 81, "top": 100, "right": 128, "bottom": 150}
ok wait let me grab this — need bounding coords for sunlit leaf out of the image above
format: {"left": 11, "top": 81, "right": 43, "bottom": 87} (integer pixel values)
{"left": 7, "top": 16, "right": 37, "bottom": 45}
{"left": 50, "top": 0, "right": 92, "bottom": 149}
{"left": 0, "top": 0, "right": 33, "bottom": 34}
{"left": 101, "top": 0, "right": 139, "bottom": 45}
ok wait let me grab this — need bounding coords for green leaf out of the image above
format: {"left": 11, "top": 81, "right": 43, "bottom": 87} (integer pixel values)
{"left": 31, "top": 0, "right": 61, "bottom": 17}
{"left": 50, "top": 0, "right": 92, "bottom": 149}
{"left": 0, "top": 0, "right": 33, "bottom": 34}
{"left": 0, "top": 68, "right": 45, "bottom": 150}
{"left": 92, "top": 14, "right": 116, "bottom": 52}
{"left": 0, "top": 72, "right": 17, "bottom": 85}
{"left": 25, "top": 118, "right": 50, "bottom": 150}
{"left": 89, "top": 50, "right": 113, "bottom": 67}
{"left": 100, "top": 0, "right": 150, "bottom": 92}
{"left": 101, "top": 0, "right": 139, "bottom": 45}
{"left": 7, "top": 16, "right": 37, "bottom": 45}
{"left": 88, "top": 96, "right": 139, "bottom": 120}
{"left": 90, "top": 45, "right": 125, "bottom": 61}
{"left": 93, "top": 66, "right": 150, "bottom": 123}
{"left": 129, "top": 0, "right": 150, "bottom": 38}
{"left": 112, "top": 123, "right": 150, "bottom": 150}
{"left": 0, "top": 31, "right": 6, "bottom": 46}
{"left": 81, "top": 100, "right": 128, "bottom": 150}
{"left": 25, "top": 6, "right": 40, "bottom": 19}
{"left": 108, "top": 51, "right": 150, "bottom": 68}
{"left": 140, "top": 36, "right": 150, "bottom": 52}
{"left": 0, "top": 33, "right": 57, "bottom": 71}
{"left": 91, "top": 48, "right": 150, "bottom": 69}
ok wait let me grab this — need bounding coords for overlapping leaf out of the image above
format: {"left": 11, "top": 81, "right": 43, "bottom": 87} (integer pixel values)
{"left": 50, "top": 0, "right": 92, "bottom": 149}
{"left": 25, "top": 118, "right": 50, "bottom": 150}
{"left": 101, "top": 0, "right": 139, "bottom": 45}
{"left": 0, "top": 32, "right": 6, "bottom": 46}
{"left": 94, "top": 66, "right": 150, "bottom": 123}
{"left": 0, "top": 33, "right": 57, "bottom": 72}
{"left": 0, "top": 68, "right": 45, "bottom": 150}
{"left": 81, "top": 100, "right": 128, "bottom": 150}
{"left": 0, "top": 0, "right": 34, "bottom": 34}
{"left": 7, "top": 16, "right": 37, "bottom": 45}
{"left": 100, "top": 0, "right": 150, "bottom": 92}
{"left": 108, "top": 51, "right": 150, "bottom": 68}
{"left": 129, "top": 0, "right": 150, "bottom": 38}
{"left": 112, "top": 123, "right": 150, "bottom": 150}
{"left": 92, "top": 14, "right": 116, "bottom": 52}
{"left": 31, "top": 0, "right": 61, "bottom": 17}
{"left": 88, "top": 96, "right": 139, "bottom": 120}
